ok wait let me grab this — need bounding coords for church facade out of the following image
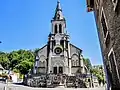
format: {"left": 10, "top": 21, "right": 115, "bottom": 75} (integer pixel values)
{"left": 33, "top": 1, "right": 85, "bottom": 76}
{"left": 23, "top": 1, "right": 91, "bottom": 88}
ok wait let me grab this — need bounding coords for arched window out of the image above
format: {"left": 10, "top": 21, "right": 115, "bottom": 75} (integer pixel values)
{"left": 71, "top": 60, "right": 74, "bottom": 67}
{"left": 71, "top": 54, "right": 79, "bottom": 67}
{"left": 39, "top": 56, "right": 46, "bottom": 68}
{"left": 76, "top": 60, "right": 79, "bottom": 66}
{"left": 72, "top": 60, "right": 76, "bottom": 67}
{"left": 73, "top": 60, "right": 76, "bottom": 66}
{"left": 55, "top": 24, "right": 57, "bottom": 34}
{"left": 59, "top": 24, "right": 62, "bottom": 33}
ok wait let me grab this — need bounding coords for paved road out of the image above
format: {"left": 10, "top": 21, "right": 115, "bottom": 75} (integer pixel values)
{"left": 0, "top": 83, "right": 105, "bottom": 90}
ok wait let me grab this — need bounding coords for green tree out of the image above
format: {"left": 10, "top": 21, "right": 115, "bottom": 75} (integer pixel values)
{"left": 0, "top": 49, "right": 35, "bottom": 75}
{"left": 83, "top": 58, "right": 92, "bottom": 70}
{"left": 91, "top": 66, "right": 105, "bottom": 85}
{"left": 16, "top": 60, "right": 33, "bottom": 74}
{"left": 0, "top": 52, "right": 10, "bottom": 69}
{"left": 34, "top": 48, "right": 40, "bottom": 55}
{"left": 8, "top": 51, "right": 21, "bottom": 70}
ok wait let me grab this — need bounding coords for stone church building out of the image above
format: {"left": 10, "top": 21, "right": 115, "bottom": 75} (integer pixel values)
{"left": 33, "top": 1, "right": 85, "bottom": 76}
{"left": 24, "top": 1, "right": 91, "bottom": 88}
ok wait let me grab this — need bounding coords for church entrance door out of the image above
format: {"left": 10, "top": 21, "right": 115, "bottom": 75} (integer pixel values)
{"left": 53, "top": 67, "right": 57, "bottom": 74}
{"left": 59, "top": 67, "right": 63, "bottom": 74}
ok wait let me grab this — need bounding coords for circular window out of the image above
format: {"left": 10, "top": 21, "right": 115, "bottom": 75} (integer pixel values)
{"left": 54, "top": 47, "right": 62, "bottom": 54}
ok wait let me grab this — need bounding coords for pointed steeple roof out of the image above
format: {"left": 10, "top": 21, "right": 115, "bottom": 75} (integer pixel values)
{"left": 53, "top": 0, "right": 65, "bottom": 21}
{"left": 56, "top": 0, "right": 62, "bottom": 11}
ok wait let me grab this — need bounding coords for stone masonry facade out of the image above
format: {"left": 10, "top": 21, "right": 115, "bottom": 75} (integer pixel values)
{"left": 86, "top": 0, "right": 120, "bottom": 89}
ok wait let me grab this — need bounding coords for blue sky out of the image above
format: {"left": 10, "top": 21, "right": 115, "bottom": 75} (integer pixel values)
{"left": 0, "top": 0, "right": 103, "bottom": 65}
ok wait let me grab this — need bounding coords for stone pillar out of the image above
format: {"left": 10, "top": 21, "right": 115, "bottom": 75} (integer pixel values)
{"left": 34, "top": 56, "right": 39, "bottom": 74}
{"left": 52, "top": 23, "right": 54, "bottom": 34}
{"left": 57, "top": 24, "right": 59, "bottom": 33}
{"left": 48, "top": 41, "right": 52, "bottom": 74}
{"left": 68, "top": 42, "right": 71, "bottom": 75}
{"left": 80, "top": 55, "right": 85, "bottom": 74}
{"left": 64, "top": 39, "right": 66, "bottom": 55}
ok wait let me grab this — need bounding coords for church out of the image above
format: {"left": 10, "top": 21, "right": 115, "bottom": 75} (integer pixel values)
{"left": 24, "top": 1, "right": 89, "bottom": 88}
{"left": 33, "top": 1, "right": 85, "bottom": 76}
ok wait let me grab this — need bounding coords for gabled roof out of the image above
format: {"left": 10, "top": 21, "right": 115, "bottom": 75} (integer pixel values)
{"left": 35, "top": 44, "right": 47, "bottom": 55}
{"left": 70, "top": 43, "right": 82, "bottom": 53}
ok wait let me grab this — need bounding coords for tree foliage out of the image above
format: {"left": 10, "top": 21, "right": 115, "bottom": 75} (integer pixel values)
{"left": 0, "top": 52, "right": 10, "bottom": 70}
{"left": 0, "top": 49, "right": 35, "bottom": 75}
{"left": 83, "top": 58, "right": 92, "bottom": 70}
{"left": 91, "top": 65, "right": 105, "bottom": 85}
{"left": 83, "top": 58, "right": 105, "bottom": 85}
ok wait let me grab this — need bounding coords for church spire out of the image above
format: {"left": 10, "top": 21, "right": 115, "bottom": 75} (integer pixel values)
{"left": 56, "top": 0, "right": 62, "bottom": 11}
{"left": 53, "top": 0, "right": 65, "bottom": 21}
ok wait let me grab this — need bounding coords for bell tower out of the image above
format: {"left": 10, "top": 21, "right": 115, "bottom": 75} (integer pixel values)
{"left": 51, "top": 1, "right": 66, "bottom": 34}
{"left": 47, "top": 1, "right": 70, "bottom": 75}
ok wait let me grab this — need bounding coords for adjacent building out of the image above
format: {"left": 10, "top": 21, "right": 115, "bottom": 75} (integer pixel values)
{"left": 86, "top": 0, "right": 120, "bottom": 89}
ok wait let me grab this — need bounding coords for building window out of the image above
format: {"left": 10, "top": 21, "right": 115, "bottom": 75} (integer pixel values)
{"left": 55, "top": 24, "right": 57, "bottom": 34}
{"left": 101, "top": 12, "right": 107, "bottom": 37}
{"left": 39, "top": 61, "right": 46, "bottom": 68}
{"left": 72, "top": 60, "right": 79, "bottom": 67}
{"left": 105, "top": 32, "right": 110, "bottom": 47}
{"left": 101, "top": 11, "right": 111, "bottom": 47}
{"left": 71, "top": 60, "right": 76, "bottom": 67}
{"left": 59, "top": 24, "right": 62, "bottom": 33}
{"left": 76, "top": 60, "right": 79, "bottom": 66}
{"left": 112, "top": 0, "right": 118, "bottom": 11}
{"left": 59, "top": 67, "right": 63, "bottom": 74}
{"left": 71, "top": 55, "right": 79, "bottom": 67}
{"left": 108, "top": 48, "right": 120, "bottom": 81}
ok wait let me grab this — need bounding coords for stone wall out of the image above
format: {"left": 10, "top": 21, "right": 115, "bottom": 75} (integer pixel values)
{"left": 93, "top": 0, "right": 120, "bottom": 89}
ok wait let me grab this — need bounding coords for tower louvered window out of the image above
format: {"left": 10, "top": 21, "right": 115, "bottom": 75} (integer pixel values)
{"left": 55, "top": 24, "right": 57, "bottom": 34}
{"left": 59, "top": 24, "right": 62, "bottom": 33}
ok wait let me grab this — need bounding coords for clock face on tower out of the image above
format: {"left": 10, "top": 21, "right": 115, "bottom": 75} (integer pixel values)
{"left": 54, "top": 47, "right": 62, "bottom": 54}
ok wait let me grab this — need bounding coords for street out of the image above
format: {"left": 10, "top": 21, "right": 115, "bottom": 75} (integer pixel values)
{"left": 0, "top": 83, "right": 105, "bottom": 90}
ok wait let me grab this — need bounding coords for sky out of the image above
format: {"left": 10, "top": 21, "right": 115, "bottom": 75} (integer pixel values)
{"left": 0, "top": 0, "right": 103, "bottom": 65}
